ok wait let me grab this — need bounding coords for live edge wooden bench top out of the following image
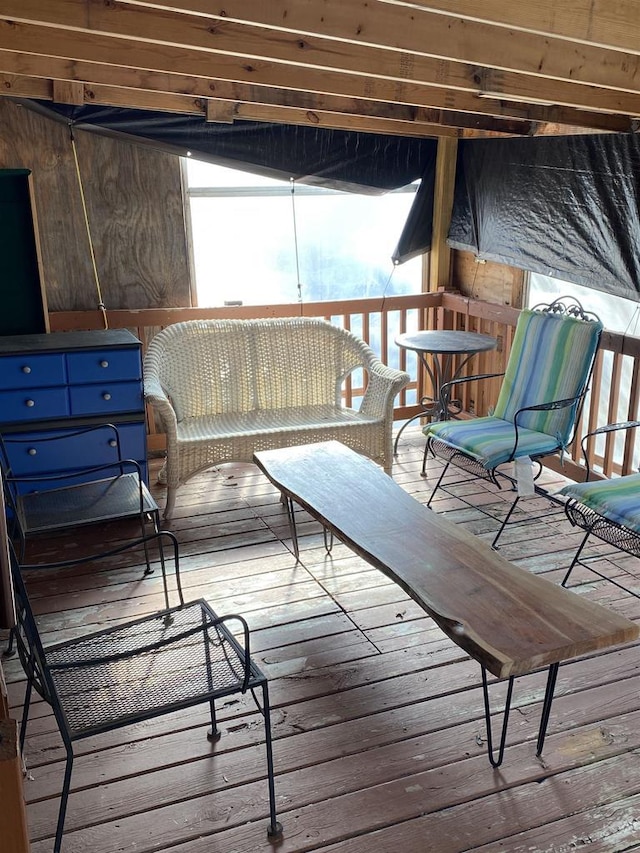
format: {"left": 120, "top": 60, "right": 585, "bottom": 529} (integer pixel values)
{"left": 254, "top": 441, "right": 639, "bottom": 680}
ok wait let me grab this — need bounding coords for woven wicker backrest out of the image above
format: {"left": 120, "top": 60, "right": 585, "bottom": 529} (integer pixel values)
{"left": 148, "top": 320, "right": 256, "bottom": 420}
{"left": 147, "top": 317, "right": 371, "bottom": 419}
{"left": 251, "top": 318, "right": 366, "bottom": 410}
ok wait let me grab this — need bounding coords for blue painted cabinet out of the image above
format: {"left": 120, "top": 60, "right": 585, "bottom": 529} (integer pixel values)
{"left": 0, "top": 329, "right": 148, "bottom": 487}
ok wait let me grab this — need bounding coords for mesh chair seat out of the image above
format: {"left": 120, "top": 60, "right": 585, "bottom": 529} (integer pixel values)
{"left": 17, "top": 472, "right": 157, "bottom": 535}
{"left": 46, "top": 599, "right": 260, "bottom": 736}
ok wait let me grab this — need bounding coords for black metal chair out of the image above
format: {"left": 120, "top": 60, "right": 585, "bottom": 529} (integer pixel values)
{"left": 10, "top": 531, "right": 283, "bottom": 852}
{"left": 0, "top": 423, "right": 160, "bottom": 564}
{"left": 423, "top": 298, "right": 603, "bottom": 547}
{"left": 559, "top": 420, "right": 640, "bottom": 595}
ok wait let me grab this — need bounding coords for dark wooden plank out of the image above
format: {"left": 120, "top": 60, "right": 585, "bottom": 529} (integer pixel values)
{"left": 12, "top": 429, "right": 640, "bottom": 853}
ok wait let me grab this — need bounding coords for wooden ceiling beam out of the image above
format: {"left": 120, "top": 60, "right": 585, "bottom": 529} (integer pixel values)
{"left": 0, "top": 74, "right": 465, "bottom": 136}
{"left": 378, "top": 1, "right": 640, "bottom": 54}
{"left": 0, "top": 20, "right": 636, "bottom": 136}
{"left": 2, "top": 48, "right": 613, "bottom": 136}
{"left": 122, "top": 0, "right": 640, "bottom": 61}
{"left": 2, "top": 1, "right": 640, "bottom": 138}
{"left": 5, "top": 0, "right": 640, "bottom": 96}
{"left": 0, "top": 69, "right": 540, "bottom": 138}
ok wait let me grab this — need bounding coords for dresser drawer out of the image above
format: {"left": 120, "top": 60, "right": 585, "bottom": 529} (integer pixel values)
{"left": 0, "top": 353, "right": 67, "bottom": 390}
{"left": 69, "top": 381, "right": 144, "bottom": 416}
{"left": 0, "top": 387, "right": 69, "bottom": 423}
{"left": 67, "top": 347, "right": 141, "bottom": 384}
{"left": 3, "top": 422, "right": 147, "bottom": 476}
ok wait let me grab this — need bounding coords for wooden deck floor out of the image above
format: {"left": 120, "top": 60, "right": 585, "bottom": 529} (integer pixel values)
{"left": 5, "top": 429, "right": 640, "bottom": 853}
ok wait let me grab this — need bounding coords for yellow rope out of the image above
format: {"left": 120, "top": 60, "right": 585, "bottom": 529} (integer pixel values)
{"left": 70, "top": 127, "right": 108, "bottom": 329}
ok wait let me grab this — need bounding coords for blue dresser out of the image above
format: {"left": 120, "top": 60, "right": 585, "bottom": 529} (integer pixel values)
{"left": 0, "top": 329, "right": 148, "bottom": 488}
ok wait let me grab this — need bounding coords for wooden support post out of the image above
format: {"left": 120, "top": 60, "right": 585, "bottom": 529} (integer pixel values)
{"left": 428, "top": 136, "right": 459, "bottom": 293}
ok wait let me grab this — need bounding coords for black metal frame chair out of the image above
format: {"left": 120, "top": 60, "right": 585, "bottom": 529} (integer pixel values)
{"left": 560, "top": 420, "right": 640, "bottom": 595}
{"left": 422, "top": 298, "right": 603, "bottom": 548}
{"left": 10, "top": 531, "right": 283, "bottom": 852}
{"left": 0, "top": 423, "right": 160, "bottom": 564}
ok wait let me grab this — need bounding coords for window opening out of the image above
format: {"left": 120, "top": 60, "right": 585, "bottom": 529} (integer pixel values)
{"left": 184, "top": 159, "right": 422, "bottom": 308}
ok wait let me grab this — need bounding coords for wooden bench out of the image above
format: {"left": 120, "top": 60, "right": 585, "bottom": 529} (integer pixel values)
{"left": 254, "top": 440, "right": 639, "bottom": 767}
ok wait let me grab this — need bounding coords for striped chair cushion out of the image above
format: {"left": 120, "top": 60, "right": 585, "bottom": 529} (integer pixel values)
{"left": 425, "top": 416, "right": 563, "bottom": 469}
{"left": 493, "top": 309, "right": 602, "bottom": 442}
{"left": 559, "top": 473, "right": 640, "bottom": 534}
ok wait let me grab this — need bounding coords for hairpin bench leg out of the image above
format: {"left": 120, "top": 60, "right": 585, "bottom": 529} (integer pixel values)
{"left": 536, "top": 662, "right": 560, "bottom": 757}
{"left": 481, "top": 666, "right": 515, "bottom": 768}
{"left": 323, "top": 526, "right": 334, "bottom": 554}
{"left": 283, "top": 494, "right": 300, "bottom": 561}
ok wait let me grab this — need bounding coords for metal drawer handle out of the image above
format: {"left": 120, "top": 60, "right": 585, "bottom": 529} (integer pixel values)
{"left": 102, "top": 392, "right": 112, "bottom": 401}
{"left": 22, "top": 365, "right": 32, "bottom": 374}
{"left": 28, "top": 448, "right": 37, "bottom": 456}
{"left": 100, "top": 360, "right": 109, "bottom": 368}
{"left": 108, "top": 439, "right": 117, "bottom": 447}
{"left": 25, "top": 399, "right": 35, "bottom": 408}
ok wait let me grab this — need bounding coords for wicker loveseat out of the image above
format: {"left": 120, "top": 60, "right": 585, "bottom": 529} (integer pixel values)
{"left": 143, "top": 317, "right": 410, "bottom": 517}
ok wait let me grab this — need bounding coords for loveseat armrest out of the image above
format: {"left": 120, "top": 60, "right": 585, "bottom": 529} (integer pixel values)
{"left": 143, "top": 375, "right": 178, "bottom": 433}
{"left": 360, "top": 359, "right": 410, "bottom": 418}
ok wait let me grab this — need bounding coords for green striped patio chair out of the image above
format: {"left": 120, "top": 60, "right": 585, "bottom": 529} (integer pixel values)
{"left": 559, "top": 419, "right": 640, "bottom": 595}
{"left": 423, "top": 298, "right": 603, "bottom": 547}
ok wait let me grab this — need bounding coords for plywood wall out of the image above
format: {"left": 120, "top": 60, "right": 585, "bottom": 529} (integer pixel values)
{"left": 0, "top": 100, "right": 191, "bottom": 312}
{"left": 451, "top": 249, "right": 526, "bottom": 308}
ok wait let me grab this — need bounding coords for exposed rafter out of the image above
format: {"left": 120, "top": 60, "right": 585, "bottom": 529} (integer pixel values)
{"left": 0, "top": 0, "right": 639, "bottom": 138}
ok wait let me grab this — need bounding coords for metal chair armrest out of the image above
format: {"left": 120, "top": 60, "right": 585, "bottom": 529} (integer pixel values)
{"left": 504, "top": 393, "right": 584, "bottom": 464}
{"left": 583, "top": 420, "right": 640, "bottom": 440}
{"left": 209, "top": 613, "right": 253, "bottom": 692}
{"left": 439, "top": 371, "right": 505, "bottom": 412}
{"left": 579, "top": 420, "right": 640, "bottom": 480}
{"left": 6, "top": 457, "right": 144, "bottom": 485}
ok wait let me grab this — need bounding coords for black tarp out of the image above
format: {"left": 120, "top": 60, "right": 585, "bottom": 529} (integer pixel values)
{"left": 27, "top": 101, "right": 438, "bottom": 194}
{"left": 448, "top": 133, "right": 640, "bottom": 301}
{"left": 25, "top": 101, "right": 640, "bottom": 293}
{"left": 392, "top": 151, "right": 437, "bottom": 264}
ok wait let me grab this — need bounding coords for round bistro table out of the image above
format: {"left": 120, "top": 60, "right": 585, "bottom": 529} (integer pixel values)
{"left": 394, "top": 329, "right": 497, "bottom": 455}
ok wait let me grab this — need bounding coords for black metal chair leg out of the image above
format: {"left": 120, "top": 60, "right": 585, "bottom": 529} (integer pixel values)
{"left": 207, "top": 698, "right": 221, "bottom": 742}
{"left": 561, "top": 530, "right": 591, "bottom": 587}
{"left": 536, "top": 662, "right": 560, "bottom": 757}
{"left": 261, "top": 682, "right": 283, "bottom": 840}
{"left": 54, "top": 748, "right": 74, "bottom": 853}
{"left": 491, "top": 495, "right": 521, "bottom": 549}
{"left": 425, "top": 459, "right": 450, "bottom": 504}
{"left": 140, "top": 507, "right": 161, "bottom": 576}
{"left": 481, "top": 666, "right": 515, "bottom": 768}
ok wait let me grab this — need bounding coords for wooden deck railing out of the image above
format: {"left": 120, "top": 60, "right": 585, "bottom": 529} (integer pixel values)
{"left": 50, "top": 292, "right": 640, "bottom": 481}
